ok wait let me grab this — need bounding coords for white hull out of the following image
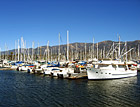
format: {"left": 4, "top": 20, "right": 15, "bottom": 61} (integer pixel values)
{"left": 87, "top": 68, "right": 137, "bottom": 79}
{"left": 11, "top": 65, "right": 18, "bottom": 69}
{"left": 57, "top": 68, "right": 74, "bottom": 78}
{"left": 43, "top": 67, "right": 58, "bottom": 75}
{"left": 57, "top": 72, "right": 69, "bottom": 78}
{"left": 21, "top": 67, "right": 28, "bottom": 71}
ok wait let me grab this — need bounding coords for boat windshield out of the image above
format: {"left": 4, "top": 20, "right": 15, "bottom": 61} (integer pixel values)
{"left": 118, "top": 65, "right": 126, "bottom": 68}
{"left": 99, "top": 64, "right": 110, "bottom": 67}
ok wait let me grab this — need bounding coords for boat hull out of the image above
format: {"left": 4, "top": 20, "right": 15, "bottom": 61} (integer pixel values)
{"left": 87, "top": 68, "right": 137, "bottom": 80}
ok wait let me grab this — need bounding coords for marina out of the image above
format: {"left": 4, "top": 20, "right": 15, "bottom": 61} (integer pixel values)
{"left": 0, "top": 0, "right": 140, "bottom": 106}
{"left": 0, "top": 35, "right": 139, "bottom": 80}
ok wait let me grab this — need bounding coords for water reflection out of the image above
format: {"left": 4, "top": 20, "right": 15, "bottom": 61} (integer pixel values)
{"left": 87, "top": 76, "right": 139, "bottom": 106}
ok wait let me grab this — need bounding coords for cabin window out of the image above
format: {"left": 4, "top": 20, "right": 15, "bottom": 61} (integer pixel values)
{"left": 112, "top": 65, "right": 116, "bottom": 68}
{"left": 118, "top": 65, "right": 125, "bottom": 68}
{"left": 99, "top": 64, "right": 109, "bottom": 67}
{"left": 81, "top": 68, "right": 85, "bottom": 70}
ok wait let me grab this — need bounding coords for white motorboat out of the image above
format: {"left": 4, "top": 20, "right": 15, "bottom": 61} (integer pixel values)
{"left": 43, "top": 67, "right": 55, "bottom": 75}
{"left": 57, "top": 67, "right": 74, "bottom": 78}
{"left": 87, "top": 60, "right": 137, "bottom": 79}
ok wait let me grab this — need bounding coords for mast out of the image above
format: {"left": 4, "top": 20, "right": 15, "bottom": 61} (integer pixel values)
{"left": 138, "top": 44, "right": 139, "bottom": 59}
{"left": 72, "top": 48, "right": 73, "bottom": 61}
{"left": 51, "top": 48, "right": 52, "bottom": 62}
{"left": 46, "top": 41, "right": 49, "bottom": 62}
{"left": 18, "top": 39, "right": 20, "bottom": 61}
{"left": 32, "top": 42, "right": 34, "bottom": 61}
{"left": 90, "top": 46, "right": 92, "bottom": 59}
{"left": 0, "top": 48, "right": 1, "bottom": 60}
{"left": 48, "top": 41, "right": 49, "bottom": 62}
{"left": 58, "top": 33, "right": 60, "bottom": 62}
{"left": 85, "top": 42, "right": 86, "bottom": 61}
{"left": 38, "top": 43, "right": 39, "bottom": 61}
{"left": 125, "top": 41, "right": 127, "bottom": 62}
{"left": 76, "top": 43, "right": 78, "bottom": 59}
{"left": 24, "top": 40, "right": 26, "bottom": 62}
{"left": 112, "top": 42, "right": 114, "bottom": 59}
{"left": 118, "top": 35, "right": 121, "bottom": 59}
{"left": 97, "top": 42, "right": 98, "bottom": 60}
{"left": 89, "top": 46, "right": 91, "bottom": 60}
{"left": 15, "top": 40, "right": 16, "bottom": 61}
{"left": 93, "top": 37, "right": 94, "bottom": 59}
{"left": 80, "top": 50, "right": 82, "bottom": 60}
{"left": 27, "top": 47, "right": 30, "bottom": 62}
{"left": 103, "top": 46, "right": 105, "bottom": 59}
{"left": 20, "top": 37, "right": 23, "bottom": 61}
{"left": 5, "top": 43, "right": 7, "bottom": 60}
{"left": 129, "top": 46, "right": 132, "bottom": 60}
{"left": 100, "top": 49, "right": 102, "bottom": 59}
{"left": 67, "top": 30, "right": 69, "bottom": 61}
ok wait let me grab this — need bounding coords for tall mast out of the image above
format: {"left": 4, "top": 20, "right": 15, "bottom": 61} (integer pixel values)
{"left": 72, "top": 48, "right": 73, "bottom": 61}
{"left": 67, "top": 30, "right": 69, "bottom": 61}
{"left": 15, "top": 40, "right": 16, "bottom": 61}
{"left": 100, "top": 49, "right": 102, "bottom": 59}
{"left": 48, "top": 41, "right": 49, "bottom": 62}
{"left": 51, "top": 48, "right": 52, "bottom": 62}
{"left": 18, "top": 39, "right": 20, "bottom": 61}
{"left": 125, "top": 41, "right": 127, "bottom": 62}
{"left": 97, "top": 42, "right": 98, "bottom": 60}
{"left": 89, "top": 46, "right": 91, "bottom": 60}
{"left": 32, "top": 42, "right": 34, "bottom": 61}
{"left": 76, "top": 43, "right": 78, "bottom": 59}
{"left": 20, "top": 37, "right": 23, "bottom": 61}
{"left": 112, "top": 42, "right": 114, "bottom": 59}
{"left": 46, "top": 41, "right": 49, "bottom": 62}
{"left": 90, "top": 46, "right": 92, "bottom": 59}
{"left": 118, "top": 35, "right": 121, "bottom": 59}
{"left": 58, "top": 33, "right": 60, "bottom": 62}
{"left": 80, "top": 50, "right": 82, "bottom": 60}
{"left": 85, "top": 42, "right": 86, "bottom": 61}
{"left": 103, "top": 46, "right": 105, "bottom": 59}
{"left": 38, "top": 43, "right": 39, "bottom": 61}
{"left": 93, "top": 37, "right": 94, "bottom": 59}
{"left": 138, "top": 44, "right": 139, "bottom": 59}
{"left": 24, "top": 40, "right": 26, "bottom": 62}
{"left": 5, "top": 43, "right": 6, "bottom": 60}
{"left": 129, "top": 46, "right": 132, "bottom": 60}
{"left": 27, "top": 47, "right": 30, "bottom": 62}
{"left": 0, "top": 48, "right": 1, "bottom": 60}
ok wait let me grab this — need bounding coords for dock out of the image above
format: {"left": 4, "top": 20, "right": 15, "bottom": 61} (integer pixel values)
{"left": 0, "top": 68, "right": 17, "bottom": 71}
{"left": 68, "top": 72, "right": 88, "bottom": 79}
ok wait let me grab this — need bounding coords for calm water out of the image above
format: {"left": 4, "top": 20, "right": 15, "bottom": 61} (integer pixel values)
{"left": 0, "top": 70, "right": 140, "bottom": 107}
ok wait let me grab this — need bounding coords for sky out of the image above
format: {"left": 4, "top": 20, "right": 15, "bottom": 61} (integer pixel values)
{"left": 0, "top": 0, "right": 140, "bottom": 51}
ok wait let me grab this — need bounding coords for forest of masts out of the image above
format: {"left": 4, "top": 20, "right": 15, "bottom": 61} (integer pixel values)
{"left": 0, "top": 32, "right": 140, "bottom": 62}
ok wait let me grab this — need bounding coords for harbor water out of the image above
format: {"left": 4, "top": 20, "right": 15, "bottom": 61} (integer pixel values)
{"left": 0, "top": 70, "right": 140, "bottom": 107}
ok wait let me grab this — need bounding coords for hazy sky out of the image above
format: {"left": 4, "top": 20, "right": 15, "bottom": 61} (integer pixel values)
{"left": 0, "top": 0, "right": 139, "bottom": 51}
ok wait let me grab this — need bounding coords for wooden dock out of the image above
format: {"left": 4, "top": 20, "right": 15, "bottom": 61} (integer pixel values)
{"left": 68, "top": 72, "right": 88, "bottom": 79}
{"left": 0, "top": 68, "right": 17, "bottom": 70}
